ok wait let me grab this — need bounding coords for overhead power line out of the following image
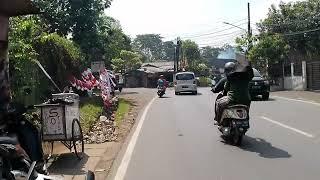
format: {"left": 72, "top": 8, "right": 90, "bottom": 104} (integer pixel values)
{"left": 181, "top": 29, "right": 244, "bottom": 40}
{"left": 259, "top": 16, "right": 320, "bottom": 27}
{"left": 181, "top": 22, "right": 248, "bottom": 39}
{"left": 163, "top": 18, "right": 247, "bottom": 39}
{"left": 197, "top": 33, "right": 244, "bottom": 45}
{"left": 283, "top": 27, "right": 320, "bottom": 36}
{"left": 197, "top": 32, "right": 243, "bottom": 46}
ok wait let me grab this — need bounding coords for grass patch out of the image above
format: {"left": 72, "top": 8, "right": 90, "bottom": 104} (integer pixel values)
{"left": 115, "top": 98, "right": 131, "bottom": 125}
{"left": 80, "top": 96, "right": 103, "bottom": 134}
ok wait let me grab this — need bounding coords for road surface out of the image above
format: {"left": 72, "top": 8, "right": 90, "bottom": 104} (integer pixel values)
{"left": 112, "top": 88, "right": 320, "bottom": 180}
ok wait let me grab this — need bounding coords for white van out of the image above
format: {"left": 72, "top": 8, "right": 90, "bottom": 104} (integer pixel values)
{"left": 174, "top": 72, "right": 197, "bottom": 95}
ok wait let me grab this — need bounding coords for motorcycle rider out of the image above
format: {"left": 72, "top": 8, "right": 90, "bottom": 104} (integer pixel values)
{"left": 157, "top": 75, "right": 167, "bottom": 90}
{"left": 214, "top": 61, "right": 254, "bottom": 125}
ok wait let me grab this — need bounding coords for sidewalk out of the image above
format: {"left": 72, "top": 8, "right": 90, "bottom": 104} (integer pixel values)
{"left": 48, "top": 142, "right": 119, "bottom": 180}
{"left": 48, "top": 88, "right": 155, "bottom": 180}
{"left": 271, "top": 91, "right": 320, "bottom": 104}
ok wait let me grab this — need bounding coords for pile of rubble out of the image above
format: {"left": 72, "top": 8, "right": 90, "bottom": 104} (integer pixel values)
{"left": 84, "top": 97, "right": 119, "bottom": 144}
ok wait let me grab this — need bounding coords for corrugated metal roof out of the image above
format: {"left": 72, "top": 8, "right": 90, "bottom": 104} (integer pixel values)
{"left": 141, "top": 61, "right": 174, "bottom": 73}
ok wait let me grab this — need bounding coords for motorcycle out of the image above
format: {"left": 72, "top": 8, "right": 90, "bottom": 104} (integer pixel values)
{"left": 214, "top": 91, "right": 250, "bottom": 146}
{"left": 157, "top": 86, "right": 166, "bottom": 98}
{"left": 0, "top": 138, "right": 95, "bottom": 179}
{"left": 0, "top": 105, "right": 95, "bottom": 180}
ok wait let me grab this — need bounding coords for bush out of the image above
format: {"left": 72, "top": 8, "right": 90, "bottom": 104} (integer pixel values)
{"left": 80, "top": 96, "right": 103, "bottom": 133}
{"left": 198, "top": 76, "right": 211, "bottom": 87}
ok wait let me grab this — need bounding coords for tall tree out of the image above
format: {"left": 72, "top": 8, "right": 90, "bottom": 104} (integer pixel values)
{"left": 133, "top": 34, "right": 163, "bottom": 61}
{"left": 36, "top": 0, "right": 118, "bottom": 66}
{"left": 257, "top": 0, "right": 320, "bottom": 58}
{"left": 162, "top": 41, "right": 175, "bottom": 61}
{"left": 96, "top": 15, "right": 131, "bottom": 67}
{"left": 248, "top": 34, "right": 289, "bottom": 72}
{"left": 35, "top": 0, "right": 112, "bottom": 36}
{"left": 182, "top": 40, "right": 201, "bottom": 64}
{"left": 201, "top": 46, "right": 221, "bottom": 59}
{"left": 111, "top": 50, "right": 142, "bottom": 73}
{"left": 9, "top": 16, "right": 83, "bottom": 103}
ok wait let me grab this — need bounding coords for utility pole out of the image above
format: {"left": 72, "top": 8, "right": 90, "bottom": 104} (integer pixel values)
{"left": 174, "top": 39, "right": 177, "bottom": 73}
{"left": 247, "top": 2, "right": 252, "bottom": 53}
{"left": 175, "top": 37, "right": 182, "bottom": 72}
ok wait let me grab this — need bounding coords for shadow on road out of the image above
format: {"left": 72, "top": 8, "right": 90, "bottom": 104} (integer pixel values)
{"left": 159, "top": 96, "right": 171, "bottom": 99}
{"left": 177, "top": 92, "right": 203, "bottom": 96}
{"left": 251, "top": 97, "right": 276, "bottom": 102}
{"left": 48, "top": 153, "right": 89, "bottom": 175}
{"left": 240, "top": 136, "right": 291, "bottom": 159}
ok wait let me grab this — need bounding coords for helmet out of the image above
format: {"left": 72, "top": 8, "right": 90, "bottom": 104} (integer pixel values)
{"left": 224, "top": 62, "right": 236, "bottom": 74}
{"left": 160, "top": 75, "right": 164, "bottom": 78}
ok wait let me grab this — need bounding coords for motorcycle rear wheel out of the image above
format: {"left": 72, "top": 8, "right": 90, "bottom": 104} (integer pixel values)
{"left": 231, "top": 128, "right": 243, "bottom": 146}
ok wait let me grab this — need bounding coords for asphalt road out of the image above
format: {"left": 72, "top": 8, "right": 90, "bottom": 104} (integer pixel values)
{"left": 114, "top": 88, "right": 320, "bottom": 180}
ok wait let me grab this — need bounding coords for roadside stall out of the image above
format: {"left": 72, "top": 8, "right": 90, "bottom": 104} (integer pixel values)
{"left": 35, "top": 93, "right": 84, "bottom": 160}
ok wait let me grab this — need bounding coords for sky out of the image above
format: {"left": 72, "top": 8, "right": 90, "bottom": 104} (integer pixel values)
{"left": 106, "top": 0, "right": 299, "bottom": 47}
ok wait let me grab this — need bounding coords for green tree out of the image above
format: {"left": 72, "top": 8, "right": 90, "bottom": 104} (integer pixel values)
{"left": 9, "top": 16, "right": 83, "bottom": 103}
{"left": 111, "top": 58, "right": 125, "bottom": 73}
{"left": 248, "top": 34, "right": 289, "bottom": 72}
{"left": 192, "top": 63, "right": 210, "bottom": 77}
{"left": 35, "top": 0, "right": 112, "bottom": 36}
{"left": 257, "top": 0, "right": 320, "bottom": 58}
{"left": 111, "top": 50, "right": 143, "bottom": 73}
{"left": 162, "top": 41, "right": 175, "bottom": 61}
{"left": 35, "top": 0, "right": 120, "bottom": 66}
{"left": 103, "top": 17, "right": 132, "bottom": 65}
{"left": 182, "top": 40, "right": 201, "bottom": 65}
{"left": 200, "top": 46, "right": 221, "bottom": 59}
{"left": 9, "top": 17, "right": 40, "bottom": 100}
{"left": 133, "top": 34, "right": 163, "bottom": 61}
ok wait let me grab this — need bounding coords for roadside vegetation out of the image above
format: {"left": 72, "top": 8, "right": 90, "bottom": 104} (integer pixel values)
{"left": 114, "top": 98, "right": 131, "bottom": 125}
{"left": 80, "top": 96, "right": 103, "bottom": 134}
{"left": 80, "top": 97, "right": 131, "bottom": 134}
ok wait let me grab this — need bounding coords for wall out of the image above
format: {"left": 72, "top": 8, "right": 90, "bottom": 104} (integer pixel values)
{"left": 284, "top": 76, "right": 304, "bottom": 90}
{"left": 271, "top": 61, "right": 307, "bottom": 91}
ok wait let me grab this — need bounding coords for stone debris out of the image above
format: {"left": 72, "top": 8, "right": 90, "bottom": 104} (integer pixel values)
{"left": 84, "top": 97, "right": 119, "bottom": 144}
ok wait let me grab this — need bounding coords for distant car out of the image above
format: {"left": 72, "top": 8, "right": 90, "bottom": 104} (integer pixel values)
{"left": 249, "top": 68, "right": 270, "bottom": 100}
{"left": 174, "top": 72, "right": 197, "bottom": 95}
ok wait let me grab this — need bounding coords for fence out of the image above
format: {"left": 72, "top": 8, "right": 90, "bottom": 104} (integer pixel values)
{"left": 269, "top": 61, "right": 306, "bottom": 91}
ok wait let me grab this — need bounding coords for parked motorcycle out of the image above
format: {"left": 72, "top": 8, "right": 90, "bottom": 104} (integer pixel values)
{"left": 157, "top": 86, "right": 166, "bottom": 98}
{"left": 0, "top": 105, "right": 94, "bottom": 180}
{"left": 214, "top": 92, "right": 250, "bottom": 146}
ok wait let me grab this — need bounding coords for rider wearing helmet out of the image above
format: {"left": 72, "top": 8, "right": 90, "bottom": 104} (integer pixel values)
{"left": 157, "top": 75, "right": 167, "bottom": 87}
{"left": 214, "top": 61, "right": 253, "bottom": 125}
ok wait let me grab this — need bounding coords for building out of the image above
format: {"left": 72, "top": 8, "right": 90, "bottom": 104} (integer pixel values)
{"left": 125, "top": 61, "right": 174, "bottom": 88}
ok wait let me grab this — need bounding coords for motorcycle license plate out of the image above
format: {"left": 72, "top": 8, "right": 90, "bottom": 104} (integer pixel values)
{"left": 236, "top": 121, "right": 249, "bottom": 127}
{"left": 182, "top": 86, "right": 188, "bottom": 88}
{"left": 252, "top": 85, "right": 260, "bottom": 89}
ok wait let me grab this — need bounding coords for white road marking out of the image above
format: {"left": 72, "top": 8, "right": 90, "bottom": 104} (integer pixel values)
{"left": 260, "top": 116, "right": 314, "bottom": 138}
{"left": 272, "top": 96, "right": 320, "bottom": 107}
{"left": 113, "top": 96, "right": 156, "bottom": 180}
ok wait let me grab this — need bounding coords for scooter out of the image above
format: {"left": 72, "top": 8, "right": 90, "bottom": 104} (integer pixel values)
{"left": 157, "top": 86, "right": 166, "bottom": 98}
{"left": 0, "top": 136, "right": 95, "bottom": 180}
{"left": 214, "top": 91, "right": 250, "bottom": 146}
